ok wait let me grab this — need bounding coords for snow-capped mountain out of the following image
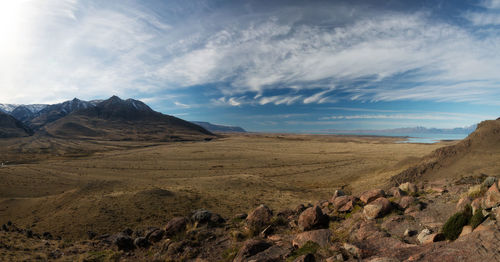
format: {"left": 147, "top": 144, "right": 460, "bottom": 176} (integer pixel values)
{"left": 0, "top": 103, "right": 47, "bottom": 114}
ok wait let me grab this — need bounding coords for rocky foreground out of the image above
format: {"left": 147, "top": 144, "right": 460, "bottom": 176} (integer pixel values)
{"left": 2, "top": 175, "right": 500, "bottom": 261}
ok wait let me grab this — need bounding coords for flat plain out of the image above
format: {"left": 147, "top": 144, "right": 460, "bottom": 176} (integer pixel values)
{"left": 0, "top": 133, "right": 454, "bottom": 239}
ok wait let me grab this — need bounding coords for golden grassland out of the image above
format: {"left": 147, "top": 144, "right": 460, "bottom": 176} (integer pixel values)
{"left": 0, "top": 133, "right": 455, "bottom": 239}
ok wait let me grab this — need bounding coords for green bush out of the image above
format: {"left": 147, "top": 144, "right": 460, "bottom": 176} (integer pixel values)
{"left": 470, "top": 208, "right": 485, "bottom": 229}
{"left": 442, "top": 205, "right": 472, "bottom": 241}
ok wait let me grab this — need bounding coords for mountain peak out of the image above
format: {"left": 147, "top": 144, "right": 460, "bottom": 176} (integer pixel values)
{"left": 108, "top": 95, "right": 123, "bottom": 103}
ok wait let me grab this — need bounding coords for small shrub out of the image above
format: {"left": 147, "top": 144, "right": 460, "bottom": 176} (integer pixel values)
{"left": 287, "top": 241, "right": 320, "bottom": 262}
{"left": 442, "top": 205, "right": 472, "bottom": 241}
{"left": 468, "top": 185, "right": 486, "bottom": 199}
{"left": 470, "top": 208, "right": 485, "bottom": 229}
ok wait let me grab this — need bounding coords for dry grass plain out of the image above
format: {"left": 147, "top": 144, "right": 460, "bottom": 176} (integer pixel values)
{"left": 0, "top": 133, "right": 455, "bottom": 239}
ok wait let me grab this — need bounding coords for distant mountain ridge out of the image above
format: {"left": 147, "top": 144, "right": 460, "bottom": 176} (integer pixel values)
{"left": 191, "top": 121, "right": 246, "bottom": 133}
{"left": 0, "top": 111, "right": 33, "bottom": 138}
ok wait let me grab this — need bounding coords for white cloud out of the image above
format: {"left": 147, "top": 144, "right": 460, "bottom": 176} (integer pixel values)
{"left": 2, "top": 0, "right": 500, "bottom": 107}
{"left": 174, "top": 101, "right": 191, "bottom": 108}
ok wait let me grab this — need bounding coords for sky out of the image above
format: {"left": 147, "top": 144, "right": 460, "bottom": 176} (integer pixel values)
{"left": 1, "top": 0, "right": 500, "bottom": 132}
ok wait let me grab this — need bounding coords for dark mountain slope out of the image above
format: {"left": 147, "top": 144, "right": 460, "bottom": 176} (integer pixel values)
{"left": 0, "top": 111, "right": 33, "bottom": 138}
{"left": 29, "top": 98, "right": 94, "bottom": 130}
{"left": 391, "top": 118, "right": 500, "bottom": 185}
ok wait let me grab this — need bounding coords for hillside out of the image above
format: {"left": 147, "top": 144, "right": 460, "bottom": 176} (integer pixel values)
{"left": 391, "top": 118, "right": 500, "bottom": 185}
{"left": 191, "top": 121, "right": 246, "bottom": 133}
{"left": 0, "top": 111, "right": 33, "bottom": 138}
{"left": 42, "top": 96, "right": 214, "bottom": 141}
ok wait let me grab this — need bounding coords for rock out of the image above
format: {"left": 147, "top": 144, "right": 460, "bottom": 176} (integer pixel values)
{"left": 332, "top": 189, "right": 345, "bottom": 200}
{"left": 326, "top": 254, "right": 345, "bottom": 262}
{"left": 146, "top": 229, "right": 165, "bottom": 243}
{"left": 363, "top": 197, "right": 392, "bottom": 219}
{"left": 294, "top": 204, "right": 307, "bottom": 214}
{"left": 42, "top": 232, "right": 53, "bottom": 240}
{"left": 209, "top": 213, "right": 225, "bottom": 225}
{"left": 456, "top": 196, "right": 472, "bottom": 212}
{"left": 165, "top": 217, "right": 188, "bottom": 236}
{"left": 134, "top": 237, "right": 150, "bottom": 248}
{"left": 332, "top": 196, "right": 356, "bottom": 212}
{"left": 247, "top": 245, "right": 291, "bottom": 262}
{"left": 483, "top": 182, "right": 500, "bottom": 209}
{"left": 293, "top": 229, "right": 332, "bottom": 248}
{"left": 388, "top": 187, "right": 405, "bottom": 198}
{"left": 360, "top": 189, "right": 385, "bottom": 204}
{"left": 114, "top": 233, "right": 135, "bottom": 251}
{"left": 234, "top": 213, "right": 248, "bottom": 220}
{"left": 166, "top": 241, "right": 184, "bottom": 256}
{"left": 192, "top": 209, "right": 213, "bottom": 223}
{"left": 399, "top": 182, "right": 418, "bottom": 194}
{"left": 343, "top": 243, "right": 363, "bottom": 259}
{"left": 404, "top": 228, "right": 416, "bottom": 237}
{"left": 482, "top": 176, "right": 498, "bottom": 188}
{"left": 233, "top": 239, "right": 272, "bottom": 262}
{"left": 398, "top": 196, "right": 416, "bottom": 209}
{"left": 492, "top": 207, "right": 500, "bottom": 220}
{"left": 417, "top": 228, "right": 431, "bottom": 243}
{"left": 417, "top": 229, "right": 444, "bottom": 244}
{"left": 293, "top": 253, "right": 315, "bottom": 262}
{"left": 298, "top": 206, "right": 329, "bottom": 231}
{"left": 472, "top": 198, "right": 483, "bottom": 214}
{"left": 459, "top": 225, "right": 473, "bottom": 238}
{"left": 247, "top": 205, "right": 273, "bottom": 229}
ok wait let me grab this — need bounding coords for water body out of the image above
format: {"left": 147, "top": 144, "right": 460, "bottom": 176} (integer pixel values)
{"left": 330, "top": 132, "right": 468, "bottom": 144}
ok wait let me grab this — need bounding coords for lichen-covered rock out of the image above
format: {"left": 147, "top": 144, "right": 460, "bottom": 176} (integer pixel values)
{"left": 298, "top": 206, "right": 329, "bottom": 231}
{"left": 363, "top": 197, "right": 392, "bottom": 219}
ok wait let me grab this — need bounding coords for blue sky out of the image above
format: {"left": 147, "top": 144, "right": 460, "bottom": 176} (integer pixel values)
{"left": 1, "top": 0, "right": 500, "bottom": 132}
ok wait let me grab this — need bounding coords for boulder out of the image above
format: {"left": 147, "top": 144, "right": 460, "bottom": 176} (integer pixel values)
{"left": 417, "top": 229, "right": 444, "bottom": 244}
{"left": 483, "top": 182, "right": 500, "bottom": 209}
{"left": 398, "top": 196, "right": 416, "bottom": 209}
{"left": 360, "top": 189, "right": 385, "bottom": 204}
{"left": 233, "top": 239, "right": 272, "bottom": 262}
{"left": 298, "top": 206, "right": 329, "bottom": 231}
{"left": 165, "top": 217, "right": 188, "bottom": 236}
{"left": 114, "top": 233, "right": 135, "bottom": 251}
{"left": 247, "top": 245, "right": 291, "bottom": 262}
{"left": 331, "top": 189, "right": 345, "bottom": 200}
{"left": 293, "top": 229, "right": 333, "bottom": 248}
{"left": 456, "top": 196, "right": 472, "bottom": 212}
{"left": 471, "top": 198, "right": 483, "bottom": 214}
{"left": 388, "top": 187, "right": 405, "bottom": 198}
{"left": 247, "top": 205, "right": 273, "bottom": 229}
{"left": 399, "top": 182, "right": 418, "bottom": 194}
{"left": 363, "top": 197, "right": 392, "bottom": 219}
{"left": 332, "top": 196, "right": 356, "bottom": 212}
{"left": 459, "top": 225, "right": 473, "bottom": 238}
{"left": 134, "top": 237, "right": 150, "bottom": 248}
{"left": 192, "top": 209, "right": 213, "bottom": 223}
{"left": 293, "top": 253, "right": 315, "bottom": 262}
{"left": 343, "top": 243, "right": 364, "bottom": 259}
{"left": 147, "top": 229, "right": 165, "bottom": 243}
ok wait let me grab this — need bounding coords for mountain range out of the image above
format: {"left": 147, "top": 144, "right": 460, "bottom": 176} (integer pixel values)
{"left": 0, "top": 96, "right": 214, "bottom": 141}
{"left": 190, "top": 121, "right": 246, "bottom": 133}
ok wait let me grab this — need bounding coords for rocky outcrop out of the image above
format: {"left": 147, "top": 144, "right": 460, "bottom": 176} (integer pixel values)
{"left": 360, "top": 189, "right": 385, "bottom": 204}
{"left": 247, "top": 205, "right": 273, "bottom": 229}
{"left": 292, "top": 229, "right": 333, "bottom": 248}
